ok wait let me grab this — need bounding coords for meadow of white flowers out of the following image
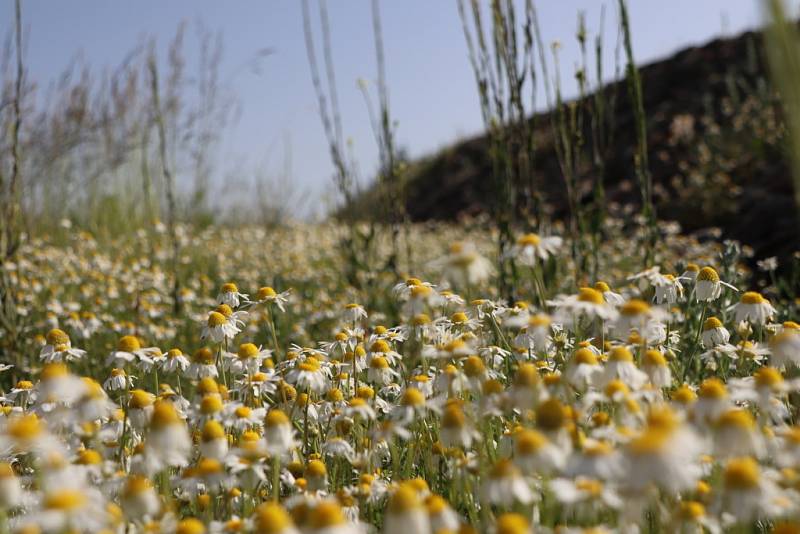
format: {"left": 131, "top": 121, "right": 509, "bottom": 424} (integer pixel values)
{"left": 0, "top": 221, "right": 798, "bottom": 534}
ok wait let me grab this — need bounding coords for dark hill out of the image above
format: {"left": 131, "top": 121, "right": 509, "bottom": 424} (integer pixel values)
{"left": 365, "top": 29, "right": 799, "bottom": 262}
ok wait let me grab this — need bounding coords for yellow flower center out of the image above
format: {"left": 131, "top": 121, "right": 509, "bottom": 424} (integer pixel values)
{"left": 175, "top": 518, "right": 206, "bottom": 534}
{"left": 216, "top": 304, "right": 234, "bottom": 318}
{"left": 573, "top": 348, "right": 598, "bottom": 365}
{"left": 425, "top": 494, "right": 447, "bottom": 515}
{"left": 129, "top": 390, "right": 155, "bottom": 409}
{"left": 44, "top": 490, "right": 87, "bottom": 511}
{"left": 46, "top": 328, "right": 70, "bottom": 346}
{"left": 643, "top": 349, "right": 667, "bottom": 367}
{"left": 369, "top": 356, "right": 389, "bottom": 370}
{"left": 483, "top": 379, "right": 504, "bottom": 395}
{"left": 536, "top": 399, "right": 565, "bottom": 430}
{"left": 202, "top": 420, "right": 226, "bottom": 441}
{"left": 253, "top": 503, "right": 292, "bottom": 534}
{"left": 221, "top": 283, "right": 238, "bottom": 293}
{"left": 724, "top": 457, "right": 760, "bottom": 489}
{"left": 298, "top": 358, "right": 321, "bottom": 372}
{"left": 514, "top": 363, "right": 540, "bottom": 387}
{"left": 697, "top": 267, "right": 720, "bottom": 282}
{"left": 628, "top": 428, "right": 670, "bottom": 455}
{"left": 495, "top": 513, "right": 530, "bottom": 534}
{"left": 698, "top": 378, "right": 727, "bottom": 399}
{"left": 608, "top": 346, "right": 634, "bottom": 362}
{"left": 518, "top": 233, "right": 541, "bottom": 247}
{"left": 575, "top": 478, "right": 604, "bottom": 496}
{"left": 200, "top": 395, "right": 223, "bottom": 415}
{"left": 604, "top": 379, "right": 629, "bottom": 398}
{"left": 646, "top": 405, "right": 679, "bottom": 431}
{"left": 703, "top": 317, "right": 723, "bottom": 330}
{"left": 412, "top": 313, "right": 431, "bottom": 326}
{"left": 679, "top": 501, "right": 706, "bottom": 521}
{"left": 7, "top": 414, "right": 42, "bottom": 440}
{"left": 463, "top": 355, "right": 486, "bottom": 376}
{"left": 577, "top": 287, "right": 604, "bottom": 304}
{"left": 490, "top": 459, "right": 521, "bottom": 479}
{"left": 370, "top": 339, "right": 391, "bottom": 353}
{"left": 257, "top": 287, "right": 277, "bottom": 301}
{"left": 741, "top": 291, "right": 766, "bottom": 305}
{"left": 410, "top": 285, "right": 433, "bottom": 298}
{"left": 117, "top": 335, "right": 141, "bottom": 352}
{"left": 717, "top": 409, "right": 755, "bottom": 430}
{"left": 237, "top": 343, "right": 259, "bottom": 360}
{"left": 672, "top": 385, "right": 697, "bottom": 404}
{"left": 515, "top": 429, "right": 548, "bottom": 455}
{"left": 194, "top": 348, "right": 215, "bottom": 365}
{"left": 451, "top": 312, "right": 469, "bottom": 324}
{"left": 207, "top": 312, "right": 227, "bottom": 328}
{"left": 401, "top": 387, "right": 425, "bottom": 406}
{"left": 265, "top": 409, "right": 289, "bottom": 428}
{"left": 441, "top": 405, "right": 466, "bottom": 429}
{"left": 198, "top": 457, "right": 223, "bottom": 476}
{"left": 123, "top": 475, "right": 153, "bottom": 497}
{"left": 304, "top": 501, "right": 343, "bottom": 527}
{"left": 620, "top": 299, "right": 650, "bottom": 316}
{"left": 305, "top": 459, "right": 327, "bottom": 478}
{"left": 0, "top": 463, "right": 14, "bottom": 478}
{"left": 150, "top": 401, "right": 181, "bottom": 429}
{"left": 594, "top": 281, "right": 611, "bottom": 292}
{"left": 754, "top": 367, "right": 783, "bottom": 389}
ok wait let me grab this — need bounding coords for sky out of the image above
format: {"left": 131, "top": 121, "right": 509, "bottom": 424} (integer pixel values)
{"left": 10, "top": 1, "right": 800, "bottom": 213}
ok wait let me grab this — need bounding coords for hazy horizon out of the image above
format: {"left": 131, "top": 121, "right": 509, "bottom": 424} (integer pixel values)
{"left": 10, "top": 0, "right": 800, "bottom": 216}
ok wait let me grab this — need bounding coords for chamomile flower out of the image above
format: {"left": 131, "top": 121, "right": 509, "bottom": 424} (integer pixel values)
{"left": 716, "top": 457, "right": 787, "bottom": 522}
{"left": 186, "top": 347, "right": 219, "bottom": 379}
{"left": 383, "top": 484, "right": 430, "bottom": 534}
{"left": 652, "top": 273, "right": 684, "bottom": 305}
{"left": 202, "top": 305, "right": 243, "bottom": 343}
{"left": 593, "top": 281, "right": 625, "bottom": 305}
{"left": 228, "top": 343, "right": 271, "bottom": 375}
{"left": 481, "top": 459, "right": 534, "bottom": 505}
{"left": 512, "top": 427, "right": 565, "bottom": 475}
{"left": 256, "top": 286, "right": 291, "bottom": 312}
{"left": 550, "top": 287, "right": 619, "bottom": 329}
{"left": 771, "top": 321, "right": 800, "bottom": 368}
{"left": 600, "top": 346, "right": 648, "bottom": 389}
{"left": 103, "top": 368, "right": 134, "bottom": 392}
{"left": 120, "top": 475, "right": 161, "bottom": 520}
{"left": 733, "top": 291, "right": 777, "bottom": 325}
{"left": 217, "top": 282, "right": 249, "bottom": 309}
{"left": 565, "top": 347, "right": 602, "bottom": 390}
{"left": 161, "top": 348, "right": 191, "bottom": 374}
{"left": 510, "top": 233, "right": 563, "bottom": 265}
{"left": 694, "top": 266, "right": 737, "bottom": 302}
{"left": 0, "top": 462, "right": 22, "bottom": 509}
{"left": 439, "top": 402, "right": 478, "bottom": 449}
{"left": 264, "top": 409, "right": 297, "bottom": 457}
{"left": 285, "top": 356, "right": 329, "bottom": 394}
{"left": 440, "top": 240, "right": 495, "bottom": 286}
{"left": 39, "top": 328, "right": 86, "bottom": 363}
{"left": 701, "top": 316, "right": 730, "bottom": 348}
{"left": 623, "top": 407, "right": 703, "bottom": 493}
{"left": 107, "top": 335, "right": 160, "bottom": 370}
{"left": 641, "top": 349, "right": 672, "bottom": 388}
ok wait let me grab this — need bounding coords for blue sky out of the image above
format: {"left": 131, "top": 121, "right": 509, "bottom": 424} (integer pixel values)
{"left": 11, "top": 1, "right": 800, "bottom": 211}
